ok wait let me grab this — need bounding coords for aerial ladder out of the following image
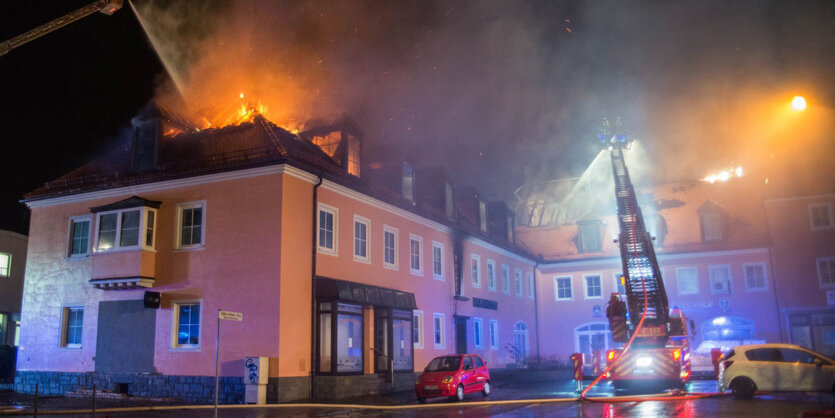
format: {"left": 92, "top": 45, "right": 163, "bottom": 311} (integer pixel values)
{"left": 0, "top": 0, "right": 123, "bottom": 57}
{"left": 600, "top": 118, "right": 690, "bottom": 392}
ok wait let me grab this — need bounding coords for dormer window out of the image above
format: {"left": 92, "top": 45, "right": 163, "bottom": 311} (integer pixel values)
{"left": 698, "top": 200, "right": 726, "bottom": 242}
{"left": 479, "top": 200, "right": 488, "bottom": 233}
{"left": 445, "top": 182, "right": 455, "bottom": 220}
{"left": 402, "top": 164, "right": 414, "bottom": 202}
{"left": 91, "top": 196, "right": 160, "bottom": 253}
{"left": 577, "top": 220, "right": 602, "bottom": 253}
{"left": 347, "top": 134, "right": 361, "bottom": 177}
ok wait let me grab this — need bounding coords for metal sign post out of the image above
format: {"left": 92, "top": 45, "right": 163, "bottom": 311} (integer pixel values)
{"left": 215, "top": 310, "right": 243, "bottom": 418}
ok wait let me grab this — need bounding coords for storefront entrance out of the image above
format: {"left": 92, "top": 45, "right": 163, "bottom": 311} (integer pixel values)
{"left": 789, "top": 310, "right": 835, "bottom": 357}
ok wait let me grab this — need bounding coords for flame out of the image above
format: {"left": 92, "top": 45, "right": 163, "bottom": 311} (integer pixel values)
{"left": 703, "top": 166, "right": 744, "bottom": 183}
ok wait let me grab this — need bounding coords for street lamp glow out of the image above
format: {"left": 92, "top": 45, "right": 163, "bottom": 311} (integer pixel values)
{"left": 791, "top": 96, "right": 807, "bottom": 111}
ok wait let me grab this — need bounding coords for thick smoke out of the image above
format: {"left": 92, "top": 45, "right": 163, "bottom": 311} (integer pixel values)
{"left": 130, "top": 0, "right": 835, "bottom": 203}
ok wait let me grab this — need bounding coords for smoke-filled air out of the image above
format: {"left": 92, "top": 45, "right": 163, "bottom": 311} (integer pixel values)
{"left": 129, "top": 0, "right": 834, "bottom": 203}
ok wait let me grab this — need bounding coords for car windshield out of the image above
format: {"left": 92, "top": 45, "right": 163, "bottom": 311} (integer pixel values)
{"left": 425, "top": 356, "right": 461, "bottom": 371}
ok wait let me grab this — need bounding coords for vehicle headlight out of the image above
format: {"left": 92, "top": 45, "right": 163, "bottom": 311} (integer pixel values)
{"left": 441, "top": 375, "right": 454, "bottom": 384}
{"left": 636, "top": 357, "right": 653, "bottom": 367}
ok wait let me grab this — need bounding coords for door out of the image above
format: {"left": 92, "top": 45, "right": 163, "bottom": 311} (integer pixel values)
{"left": 744, "top": 347, "right": 784, "bottom": 391}
{"left": 461, "top": 355, "right": 477, "bottom": 392}
{"left": 374, "top": 311, "right": 390, "bottom": 373}
{"left": 455, "top": 316, "right": 468, "bottom": 354}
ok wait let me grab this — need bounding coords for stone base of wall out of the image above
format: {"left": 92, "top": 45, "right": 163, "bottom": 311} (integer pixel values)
{"left": 14, "top": 371, "right": 245, "bottom": 404}
{"left": 313, "top": 372, "right": 418, "bottom": 401}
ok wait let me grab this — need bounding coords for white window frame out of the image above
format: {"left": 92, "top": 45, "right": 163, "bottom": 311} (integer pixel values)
{"left": 94, "top": 207, "right": 157, "bottom": 253}
{"left": 59, "top": 305, "right": 84, "bottom": 348}
{"left": 809, "top": 203, "right": 834, "bottom": 231}
{"left": 676, "top": 267, "right": 700, "bottom": 295}
{"left": 514, "top": 268, "right": 523, "bottom": 297}
{"left": 66, "top": 215, "right": 92, "bottom": 258}
{"left": 527, "top": 272, "right": 535, "bottom": 299}
{"left": 317, "top": 204, "right": 338, "bottom": 256}
{"left": 413, "top": 310, "right": 424, "bottom": 349}
{"left": 171, "top": 300, "right": 202, "bottom": 351}
{"left": 175, "top": 201, "right": 206, "bottom": 250}
{"left": 583, "top": 273, "right": 603, "bottom": 300}
{"left": 353, "top": 215, "right": 370, "bottom": 263}
{"left": 0, "top": 252, "right": 10, "bottom": 277}
{"left": 409, "top": 234, "right": 423, "bottom": 276}
{"left": 432, "top": 241, "right": 445, "bottom": 281}
{"left": 471, "top": 254, "right": 481, "bottom": 288}
{"left": 474, "top": 317, "right": 484, "bottom": 349}
{"left": 743, "top": 263, "right": 768, "bottom": 292}
{"left": 433, "top": 313, "right": 445, "bottom": 349}
{"left": 709, "top": 264, "right": 732, "bottom": 294}
{"left": 486, "top": 259, "right": 497, "bottom": 292}
{"left": 489, "top": 319, "right": 499, "bottom": 350}
{"left": 554, "top": 276, "right": 573, "bottom": 301}
{"left": 817, "top": 257, "right": 835, "bottom": 288}
{"left": 502, "top": 264, "right": 511, "bottom": 294}
{"left": 383, "top": 225, "right": 398, "bottom": 270}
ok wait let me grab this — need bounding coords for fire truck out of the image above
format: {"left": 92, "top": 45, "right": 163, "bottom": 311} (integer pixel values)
{"left": 600, "top": 119, "right": 691, "bottom": 392}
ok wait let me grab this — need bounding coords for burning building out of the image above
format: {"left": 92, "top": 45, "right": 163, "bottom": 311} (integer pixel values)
{"left": 15, "top": 104, "right": 537, "bottom": 402}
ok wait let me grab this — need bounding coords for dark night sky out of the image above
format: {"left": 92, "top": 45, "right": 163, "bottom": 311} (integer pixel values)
{"left": 1, "top": 0, "right": 833, "bottom": 235}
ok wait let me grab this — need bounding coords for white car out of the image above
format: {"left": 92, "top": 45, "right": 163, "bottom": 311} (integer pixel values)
{"left": 719, "top": 343, "right": 835, "bottom": 399}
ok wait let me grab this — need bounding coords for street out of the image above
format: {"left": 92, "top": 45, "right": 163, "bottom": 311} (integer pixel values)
{"left": 6, "top": 380, "right": 834, "bottom": 417}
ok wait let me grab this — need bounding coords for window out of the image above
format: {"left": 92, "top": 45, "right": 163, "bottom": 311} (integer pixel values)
{"left": 513, "top": 322, "right": 529, "bottom": 358}
{"left": 514, "top": 269, "right": 523, "bottom": 296}
{"left": 555, "top": 276, "right": 572, "bottom": 300}
{"left": 347, "top": 134, "right": 361, "bottom": 177}
{"left": 445, "top": 182, "right": 455, "bottom": 220}
{"left": 318, "top": 303, "right": 363, "bottom": 373}
{"left": 527, "top": 272, "right": 534, "bottom": 299}
{"left": 701, "top": 212, "right": 722, "bottom": 242}
{"left": 433, "top": 313, "right": 445, "bottom": 349}
{"left": 487, "top": 260, "right": 496, "bottom": 291}
{"left": 577, "top": 221, "right": 602, "bottom": 253}
{"left": 584, "top": 274, "right": 602, "bottom": 299}
{"left": 502, "top": 264, "right": 511, "bottom": 294}
{"left": 176, "top": 201, "right": 205, "bottom": 249}
{"left": 471, "top": 254, "right": 481, "bottom": 288}
{"left": 809, "top": 203, "right": 833, "bottom": 230}
{"left": 677, "top": 267, "right": 699, "bottom": 295}
{"left": 432, "top": 242, "right": 444, "bottom": 280}
{"left": 67, "top": 216, "right": 91, "bottom": 257}
{"left": 818, "top": 257, "right": 835, "bottom": 288}
{"left": 95, "top": 207, "right": 157, "bottom": 252}
{"left": 392, "top": 309, "right": 413, "bottom": 371}
{"left": 353, "top": 216, "right": 369, "bottom": 262}
{"left": 489, "top": 320, "right": 499, "bottom": 349}
{"left": 479, "top": 200, "right": 488, "bottom": 233}
{"left": 413, "top": 311, "right": 424, "bottom": 349}
{"left": 410, "top": 235, "right": 423, "bottom": 275}
{"left": 402, "top": 164, "right": 414, "bottom": 202}
{"left": 613, "top": 272, "right": 626, "bottom": 295}
{"left": 744, "top": 263, "right": 767, "bottom": 291}
{"left": 60, "top": 306, "right": 83, "bottom": 348}
{"left": 317, "top": 205, "right": 337, "bottom": 255}
{"left": 709, "top": 265, "right": 731, "bottom": 294}
{"left": 172, "top": 302, "right": 201, "bottom": 349}
{"left": 384, "top": 226, "right": 397, "bottom": 269}
{"left": 0, "top": 253, "right": 9, "bottom": 277}
{"left": 474, "top": 318, "right": 484, "bottom": 349}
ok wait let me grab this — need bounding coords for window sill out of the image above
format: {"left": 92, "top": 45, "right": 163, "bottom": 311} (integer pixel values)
{"left": 555, "top": 298, "right": 573, "bottom": 302}
{"left": 66, "top": 254, "right": 90, "bottom": 261}
{"left": 170, "top": 346, "right": 201, "bottom": 352}
{"left": 353, "top": 256, "right": 371, "bottom": 264}
{"left": 433, "top": 275, "right": 445, "bottom": 281}
{"left": 384, "top": 264, "right": 399, "bottom": 271}
{"left": 174, "top": 245, "right": 205, "bottom": 253}
{"left": 317, "top": 248, "right": 338, "bottom": 257}
{"left": 410, "top": 270, "right": 424, "bottom": 277}
{"left": 58, "top": 345, "right": 82, "bottom": 349}
{"left": 92, "top": 247, "right": 144, "bottom": 255}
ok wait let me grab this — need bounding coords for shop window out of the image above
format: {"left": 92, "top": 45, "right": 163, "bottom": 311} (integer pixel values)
{"left": 319, "top": 303, "right": 363, "bottom": 374}
{"left": 702, "top": 316, "right": 754, "bottom": 340}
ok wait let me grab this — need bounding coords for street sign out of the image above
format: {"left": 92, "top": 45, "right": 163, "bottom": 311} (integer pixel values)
{"left": 219, "top": 310, "right": 243, "bottom": 321}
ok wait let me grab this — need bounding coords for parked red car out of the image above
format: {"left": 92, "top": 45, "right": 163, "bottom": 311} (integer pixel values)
{"left": 415, "top": 354, "right": 491, "bottom": 403}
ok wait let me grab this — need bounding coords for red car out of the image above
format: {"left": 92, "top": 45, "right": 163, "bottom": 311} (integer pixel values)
{"left": 415, "top": 354, "right": 491, "bottom": 403}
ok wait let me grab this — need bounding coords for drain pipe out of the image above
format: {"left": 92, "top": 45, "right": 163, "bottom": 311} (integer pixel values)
{"left": 310, "top": 174, "right": 323, "bottom": 401}
{"left": 533, "top": 261, "right": 541, "bottom": 360}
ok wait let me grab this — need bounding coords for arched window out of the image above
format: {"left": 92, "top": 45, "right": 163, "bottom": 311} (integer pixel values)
{"left": 574, "top": 322, "right": 614, "bottom": 364}
{"left": 513, "top": 322, "right": 529, "bottom": 359}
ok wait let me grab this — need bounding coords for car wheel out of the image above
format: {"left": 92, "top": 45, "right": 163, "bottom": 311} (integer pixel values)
{"left": 482, "top": 381, "right": 491, "bottom": 397}
{"left": 731, "top": 377, "right": 756, "bottom": 400}
{"left": 450, "top": 384, "right": 465, "bottom": 402}
{"left": 417, "top": 396, "right": 426, "bottom": 404}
